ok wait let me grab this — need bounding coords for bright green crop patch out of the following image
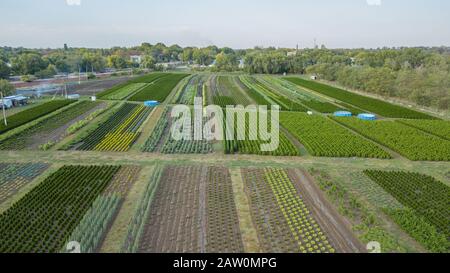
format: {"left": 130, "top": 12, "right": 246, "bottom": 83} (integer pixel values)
{"left": 284, "top": 77, "right": 436, "bottom": 119}
{"left": 280, "top": 112, "right": 391, "bottom": 158}
{"left": 333, "top": 117, "right": 450, "bottom": 161}
{"left": 103, "top": 83, "right": 147, "bottom": 100}
{"left": 97, "top": 73, "right": 168, "bottom": 99}
{"left": 300, "top": 100, "right": 341, "bottom": 113}
{"left": 128, "top": 72, "right": 168, "bottom": 83}
{"left": 0, "top": 165, "right": 120, "bottom": 253}
{"left": 0, "top": 100, "right": 75, "bottom": 135}
{"left": 128, "top": 73, "right": 189, "bottom": 102}
{"left": 398, "top": 119, "right": 450, "bottom": 141}
{"left": 364, "top": 170, "right": 450, "bottom": 252}
{"left": 224, "top": 111, "right": 299, "bottom": 156}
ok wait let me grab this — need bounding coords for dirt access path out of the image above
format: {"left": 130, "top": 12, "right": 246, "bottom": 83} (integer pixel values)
{"left": 290, "top": 169, "right": 366, "bottom": 253}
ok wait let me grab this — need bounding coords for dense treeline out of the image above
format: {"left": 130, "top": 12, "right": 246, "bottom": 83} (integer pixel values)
{"left": 244, "top": 47, "right": 450, "bottom": 110}
{"left": 1, "top": 45, "right": 449, "bottom": 109}
{"left": 0, "top": 43, "right": 240, "bottom": 79}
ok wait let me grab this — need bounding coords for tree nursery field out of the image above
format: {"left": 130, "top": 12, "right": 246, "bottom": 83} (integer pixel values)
{"left": 0, "top": 72, "right": 448, "bottom": 254}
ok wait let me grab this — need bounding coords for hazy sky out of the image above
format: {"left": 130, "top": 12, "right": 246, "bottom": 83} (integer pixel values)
{"left": 1, "top": 0, "right": 449, "bottom": 49}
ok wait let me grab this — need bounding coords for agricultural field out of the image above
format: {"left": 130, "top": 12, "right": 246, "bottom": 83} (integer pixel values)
{"left": 66, "top": 76, "right": 133, "bottom": 96}
{"left": 0, "top": 165, "right": 121, "bottom": 253}
{"left": 364, "top": 170, "right": 449, "bottom": 252}
{"left": 240, "top": 76, "right": 306, "bottom": 111}
{"left": 224, "top": 111, "right": 299, "bottom": 156}
{"left": 128, "top": 73, "right": 190, "bottom": 102}
{"left": 124, "top": 165, "right": 244, "bottom": 253}
{"left": 242, "top": 167, "right": 364, "bottom": 253}
{"left": 0, "top": 101, "right": 104, "bottom": 150}
{"left": 142, "top": 107, "right": 213, "bottom": 154}
{"left": 236, "top": 76, "right": 273, "bottom": 107}
{"left": 173, "top": 75, "right": 207, "bottom": 105}
{"left": 101, "top": 83, "right": 148, "bottom": 100}
{"left": 0, "top": 163, "right": 49, "bottom": 204}
{"left": 259, "top": 76, "right": 365, "bottom": 114}
{"left": 0, "top": 100, "right": 75, "bottom": 135}
{"left": 333, "top": 117, "right": 450, "bottom": 161}
{"left": 75, "top": 103, "right": 153, "bottom": 152}
{"left": 397, "top": 119, "right": 450, "bottom": 140}
{"left": 209, "top": 75, "right": 251, "bottom": 107}
{"left": 0, "top": 72, "right": 448, "bottom": 255}
{"left": 97, "top": 73, "right": 168, "bottom": 99}
{"left": 280, "top": 112, "right": 391, "bottom": 158}
{"left": 285, "top": 77, "right": 436, "bottom": 119}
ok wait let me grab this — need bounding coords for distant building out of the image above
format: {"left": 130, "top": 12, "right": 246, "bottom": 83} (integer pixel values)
{"left": 239, "top": 59, "right": 245, "bottom": 69}
{"left": 130, "top": 55, "right": 142, "bottom": 64}
{"left": 4, "top": 95, "right": 28, "bottom": 107}
{"left": 67, "top": 94, "right": 80, "bottom": 100}
{"left": 0, "top": 98, "right": 13, "bottom": 109}
{"left": 310, "top": 75, "right": 318, "bottom": 80}
{"left": 287, "top": 51, "right": 297, "bottom": 57}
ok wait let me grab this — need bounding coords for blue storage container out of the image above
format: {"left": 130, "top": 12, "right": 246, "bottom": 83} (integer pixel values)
{"left": 144, "top": 101, "right": 160, "bottom": 107}
{"left": 334, "top": 111, "right": 352, "bottom": 117}
{"left": 357, "top": 113, "right": 377, "bottom": 121}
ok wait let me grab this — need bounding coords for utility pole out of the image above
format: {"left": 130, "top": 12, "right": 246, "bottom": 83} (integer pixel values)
{"left": 78, "top": 66, "right": 81, "bottom": 85}
{"left": 1, "top": 91, "right": 7, "bottom": 126}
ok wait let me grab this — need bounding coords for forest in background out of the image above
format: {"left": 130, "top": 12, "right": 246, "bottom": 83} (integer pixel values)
{"left": 0, "top": 44, "right": 449, "bottom": 110}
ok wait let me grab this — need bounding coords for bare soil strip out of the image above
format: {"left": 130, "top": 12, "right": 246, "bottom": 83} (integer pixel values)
{"left": 100, "top": 165, "right": 153, "bottom": 253}
{"left": 230, "top": 168, "right": 261, "bottom": 252}
{"left": 28, "top": 102, "right": 108, "bottom": 150}
{"left": 242, "top": 168, "right": 299, "bottom": 252}
{"left": 137, "top": 165, "right": 244, "bottom": 253}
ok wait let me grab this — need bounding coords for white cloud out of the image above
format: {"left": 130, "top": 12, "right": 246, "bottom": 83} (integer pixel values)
{"left": 366, "top": 0, "right": 382, "bottom": 6}
{"left": 66, "top": 0, "right": 81, "bottom": 6}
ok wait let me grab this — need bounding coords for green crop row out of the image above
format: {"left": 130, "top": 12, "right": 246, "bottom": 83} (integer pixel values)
{"left": 103, "top": 83, "right": 148, "bottom": 100}
{"left": 280, "top": 112, "right": 391, "bottom": 158}
{"left": 173, "top": 75, "right": 199, "bottom": 104}
{"left": 0, "top": 163, "right": 49, "bottom": 204}
{"left": 284, "top": 77, "right": 436, "bottom": 119}
{"left": 0, "top": 100, "right": 75, "bottom": 135}
{"left": 141, "top": 108, "right": 169, "bottom": 152}
{"left": 333, "top": 117, "right": 450, "bottom": 161}
{"left": 77, "top": 103, "right": 152, "bottom": 152}
{"left": 97, "top": 73, "right": 168, "bottom": 99}
{"left": 0, "top": 101, "right": 99, "bottom": 150}
{"left": 0, "top": 165, "right": 120, "bottom": 253}
{"left": 364, "top": 169, "right": 450, "bottom": 252}
{"left": 237, "top": 76, "right": 273, "bottom": 106}
{"left": 265, "top": 168, "right": 335, "bottom": 253}
{"left": 217, "top": 76, "right": 252, "bottom": 106}
{"left": 364, "top": 170, "right": 449, "bottom": 240}
{"left": 224, "top": 111, "right": 299, "bottom": 156}
{"left": 63, "top": 194, "right": 122, "bottom": 253}
{"left": 128, "top": 73, "right": 190, "bottom": 102}
{"left": 122, "top": 165, "right": 163, "bottom": 253}
{"left": 397, "top": 119, "right": 450, "bottom": 141}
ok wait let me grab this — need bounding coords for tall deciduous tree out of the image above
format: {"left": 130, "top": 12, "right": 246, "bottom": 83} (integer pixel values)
{"left": 0, "top": 61, "right": 10, "bottom": 79}
{"left": 0, "top": 79, "right": 14, "bottom": 97}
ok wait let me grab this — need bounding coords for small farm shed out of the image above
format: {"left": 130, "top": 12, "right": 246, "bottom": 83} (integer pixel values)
{"left": 144, "top": 100, "right": 160, "bottom": 107}
{"left": 5, "top": 95, "right": 28, "bottom": 106}
{"left": 67, "top": 94, "right": 80, "bottom": 100}
{"left": 358, "top": 113, "right": 377, "bottom": 121}
{"left": 0, "top": 98, "right": 13, "bottom": 109}
{"left": 334, "top": 111, "right": 352, "bottom": 117}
